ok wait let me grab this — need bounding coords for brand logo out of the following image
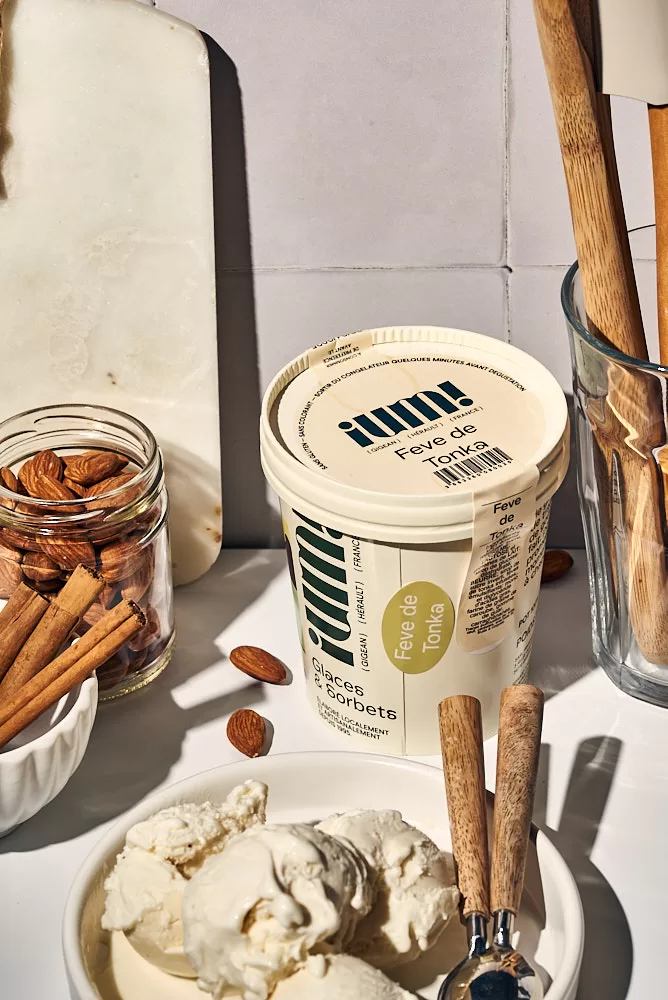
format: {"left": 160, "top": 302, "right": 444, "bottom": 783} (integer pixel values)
{"left": 338, "top": 380, "right": 473, "bottom": 447}
{"left": 287, "top": 510, "right": 354, "bottom": 666}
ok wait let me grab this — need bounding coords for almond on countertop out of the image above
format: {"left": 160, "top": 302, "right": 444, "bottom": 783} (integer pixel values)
{"left": 541, "top": 549, "right": 574, "bottom": 584}
{"left": 230, "top": 645, "right": 287, "bottom": 685}
{"left": 226, "top": 709, "right": 266, "bottom": 758}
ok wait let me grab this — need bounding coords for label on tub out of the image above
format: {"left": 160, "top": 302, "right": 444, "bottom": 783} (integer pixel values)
{"left": 281, "top": 501, "right": 549, "bottom": 755}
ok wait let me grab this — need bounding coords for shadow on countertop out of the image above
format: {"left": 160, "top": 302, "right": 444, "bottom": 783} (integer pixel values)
{"left": 395, "top": 735, "right": 631, "bottom": 1000}
{"left": 536, "top": 736, "right": 633, "bottom": 1000}
{"left": 530, "top": 552, "right": 596, "bottom": 700}
{"left": 0, "top": 550, "right": 284, "bottom": 853}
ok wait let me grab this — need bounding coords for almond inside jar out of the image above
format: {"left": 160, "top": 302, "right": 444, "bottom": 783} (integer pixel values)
{"left": 0, "top": 446, "right": 173, "bottom": 698}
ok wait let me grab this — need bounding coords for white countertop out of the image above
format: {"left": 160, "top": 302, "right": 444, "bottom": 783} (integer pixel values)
{"left": 0, "top": 549, "right": 662, "bottom": 1000}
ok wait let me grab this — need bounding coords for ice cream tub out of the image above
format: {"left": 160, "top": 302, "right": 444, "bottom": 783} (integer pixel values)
{"left": 261, "top": 327, "right": 569, "bottom": 754}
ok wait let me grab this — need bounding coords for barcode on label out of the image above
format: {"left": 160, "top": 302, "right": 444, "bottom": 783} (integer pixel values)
{"left": 433, "top": 447, "right": 513, "bottom": 487}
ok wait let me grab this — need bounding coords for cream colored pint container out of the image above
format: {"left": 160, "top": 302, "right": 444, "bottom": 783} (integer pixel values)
{"left": 261, "top": 327, "right": 569, "bottom": 754}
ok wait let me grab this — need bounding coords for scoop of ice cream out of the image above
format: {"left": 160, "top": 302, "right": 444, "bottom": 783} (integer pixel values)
{"left": 126, "top": 779, "right": 268, "bottom": 877}
{"left": 183, "top": 823, "right": 374, "bottom": 1000}
{"left": 317, "top": 809, "right": 459, "bottom": 969}
{"left": 101, "top": 847, "right": 192, "bottom": 977}
{"left": 271, "top": 954, "right": 418, "bottom": 999}
{"left": 101, "top": 780, "right": 268, "bottom": 977}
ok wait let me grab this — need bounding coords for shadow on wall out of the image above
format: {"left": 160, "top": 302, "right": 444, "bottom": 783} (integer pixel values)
{"left": 547, "top": 395, "right": 583, "bottom": 550}
{"left": 0, "top": 0, "right": 17, "bottom": 198}
{"left": 204, "top": 33, "right": 584, "bottom": 551}
{"left": 205, "top": 34, "right": 280, "bottom": 547}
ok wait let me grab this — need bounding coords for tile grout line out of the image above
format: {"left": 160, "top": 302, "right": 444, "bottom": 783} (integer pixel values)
{"left": 220, "top": 264, "right": 514, "bottom": 275}
{"left": 503, "top": 0, "right": 512, "bottom": 344}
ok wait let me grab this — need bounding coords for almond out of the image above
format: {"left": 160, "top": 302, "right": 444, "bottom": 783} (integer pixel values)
{"left": 0, "top": 557, "right": 23, "bottom": 599}
{"left": 86, "top": 472, "right": 141, "bottom": 510}
{"left": 0, "top": 467, "right": 19, "bottom": 509}
{"left": 128, "top": 648, "right": 149, "bottom": 673}
{"left": 33, "top": 449, "right": 64, "bottom": 480}
{"left": 63, "top": 478, "right": 87, "bottom": 498}
{"left": 541, "top": 549, "right": 574, "bottom": 584}
{"left": 128, "top": 605, "right": 160, "bottom": 651}
{"left": 1, "top": 528, "right": 42, "bottom": 552}
{"left": 229, "top": 645, "right": 287, "bottom": 685}
{"left": 22, "top": 552, "right": 61, "bottom": 582}
{"left": 39, "top": 536, "right": 96, "bottom": 570}
{"left": 96, "top": 651, "right": 130, "bottom": 691}
{"left": 98, "top": 535, "right": 145, "bottom": 583}
{"left": 32, "top": 577, "right": 63, "bottom": 593}
{"left": 80, "top": 601, "right": 108, "bottom": 629}
{"left": 226, "top": 709, "right": 266, "bottom": 758}
{"left": 64, "top": 450, "right": 129, "bottom": 487}
{"left": 21, "top": 474, "right": 81, "bottom": 512}
{"left": 0, "top": 467, "right": 19, "bottom": 492}
{"left": 18, "top": 450, "right": 64, "bottom": 494}
{"left": 0, "top": 534, "right": 21, "bottom": 563}
{"left": 120, "top": 551, "right": 155, "bottom": 603}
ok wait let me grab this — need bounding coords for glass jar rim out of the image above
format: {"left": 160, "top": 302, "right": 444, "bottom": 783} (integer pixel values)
{"left": 560, "top": 223, "right": 668, "bottom": 375}
{"left": 0, "top": 403, "right": 162, "bottom": 529}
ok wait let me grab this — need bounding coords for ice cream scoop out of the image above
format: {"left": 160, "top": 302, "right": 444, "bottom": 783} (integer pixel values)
{"left": 317, "top": 809, "right": 459, "bottom": 969}
{"left": 438, "top": 687, "right": 544, "bottom": 1000}
{"left": 101, "top": 780, "right": 267, "bottom": 977}
{"left": 271, "top": 954, "right": 418, "bottom": 999}
{"left": 182, "top": 823, "right": 374, "bottom": 1000}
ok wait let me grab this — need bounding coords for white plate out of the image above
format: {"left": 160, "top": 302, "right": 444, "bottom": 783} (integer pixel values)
{"left": 63, "top": 752, "right": 584, "bottom": 1000}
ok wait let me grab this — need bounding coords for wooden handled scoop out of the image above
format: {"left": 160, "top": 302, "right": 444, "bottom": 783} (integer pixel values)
{"left": 534, "top": 0, "right": 668, "bottom": 664}
{"left": 438, "top": 691, "right": 544, "bottom": 1000}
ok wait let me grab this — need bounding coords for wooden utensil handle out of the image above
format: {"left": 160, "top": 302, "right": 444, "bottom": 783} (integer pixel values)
{"left": 533, "top": 0, "right": 648, "bottom": 361}
{"left": 649, "top": 105, "right": 668, "bottom": 365}
{"left": 491, "top": 685, "right": 544, "bottom": 916}
{"left": 439, "top": 695, "right": 490, "bottom": 920}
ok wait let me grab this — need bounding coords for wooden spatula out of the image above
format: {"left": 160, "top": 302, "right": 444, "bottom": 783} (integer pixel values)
{"left": 534, "top": 0, "right": 668, "bottom": 663}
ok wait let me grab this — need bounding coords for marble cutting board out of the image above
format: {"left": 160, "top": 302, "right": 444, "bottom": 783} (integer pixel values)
{"left": 0, "top": 0, "right": 220, "bottom": 585}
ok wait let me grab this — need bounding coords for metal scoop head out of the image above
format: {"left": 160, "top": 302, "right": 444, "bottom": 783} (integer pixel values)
{"left": 438, "top": 912, "right": 543, "bottom": 1000}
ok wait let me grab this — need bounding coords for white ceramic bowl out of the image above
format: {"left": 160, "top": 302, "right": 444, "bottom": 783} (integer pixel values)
{"left": 63, "top": 752, "right": 584, "bottom": 1000}
{"left": 0, "top": 675, "right": 98, "bottom": 837}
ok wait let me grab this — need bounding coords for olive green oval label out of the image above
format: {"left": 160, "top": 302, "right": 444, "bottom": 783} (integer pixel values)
{"left": 382, "top": 581, "right": 454, "bottom": 674}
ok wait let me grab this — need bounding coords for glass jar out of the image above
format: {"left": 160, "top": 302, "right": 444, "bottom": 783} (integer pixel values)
{"left": 562, "top": 225, "right": 668, "bottom": 706}
{"left": 0, "top": 404, "right": 174, "bottom": 700}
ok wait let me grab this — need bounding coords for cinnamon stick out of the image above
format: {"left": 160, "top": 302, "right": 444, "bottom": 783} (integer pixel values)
{"left": 0, "top": 583, "right": 35, "bottom": 630}
{"left": 0, "top": 585, "right": 49, "bottom": 681}
{"left": 0, "top": 605, "right": 144, "bottom": 749}
{"left": 0, "top": 565, "right": 103, "bottom": 698}
{"left": 0, "top": 601, "right": 144, "bottom": 727}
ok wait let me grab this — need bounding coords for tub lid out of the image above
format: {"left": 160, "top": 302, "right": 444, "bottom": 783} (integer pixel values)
{"left": 262, "top": 327, "right": 569, "bottom": 534}
{"left": 277, "top": 328, "right": 565, "bottom": 491}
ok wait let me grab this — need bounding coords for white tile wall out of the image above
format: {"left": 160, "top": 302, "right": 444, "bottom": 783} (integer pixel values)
{"left": 254, "top": 268, "right": 507, "bottom": 389}
{"left": 156, "top": 0, "right": 656, "bottom": 546}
